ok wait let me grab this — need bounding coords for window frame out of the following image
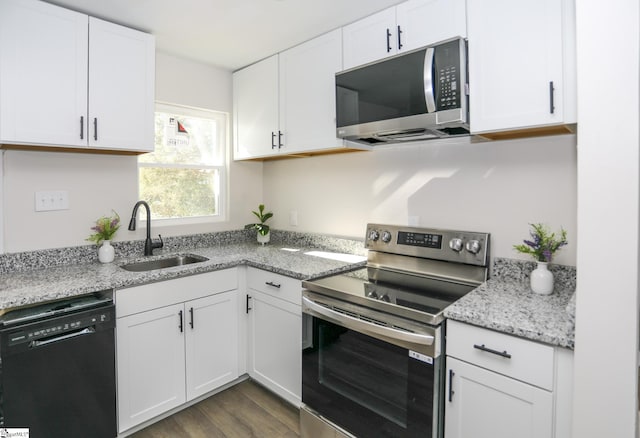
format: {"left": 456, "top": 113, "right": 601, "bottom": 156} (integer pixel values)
{"left": 138, "top": 102, "right": 229, "bottom": 226}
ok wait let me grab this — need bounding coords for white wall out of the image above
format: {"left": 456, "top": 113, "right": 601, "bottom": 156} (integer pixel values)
{"left": 573, "top": 0, "right": 639, "bottom": 437}
{"left": 264, "top": 134, "right": 577, "bottom": 264}
{"left": 2, "top": 52, "right": 263, "bottom": 252}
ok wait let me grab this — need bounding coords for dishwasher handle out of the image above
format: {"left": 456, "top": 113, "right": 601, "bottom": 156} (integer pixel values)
{"left": 29, "top": 327, "right": 95, "bottom": 348}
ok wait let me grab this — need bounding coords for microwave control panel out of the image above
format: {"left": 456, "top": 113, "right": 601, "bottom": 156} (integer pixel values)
{"left": 434, "top": 39, "right": 462, "bottom": 111}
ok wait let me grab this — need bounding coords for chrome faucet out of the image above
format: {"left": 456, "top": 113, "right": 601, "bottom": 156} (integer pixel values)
{"left": 128, "top": 200, "right": 163, "bottom": 256}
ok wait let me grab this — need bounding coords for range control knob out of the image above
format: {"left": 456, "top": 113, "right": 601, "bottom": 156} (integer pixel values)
{"left": 381, "top": 231, "right": 393, "bottom": 243}
{"left": 379, "top": 294, "right": 391, "bottom": 303}
{"left": 368, "top": 230, "right": 380, "bottom": 241}
{"left": 367, "top": 291, "right": 378, "bottom": 299}
{"left": 465, "top": 240, "right": 481, "bottom": 254}
{"left": 449, "top": 238, "right": 463, "bottom": 252}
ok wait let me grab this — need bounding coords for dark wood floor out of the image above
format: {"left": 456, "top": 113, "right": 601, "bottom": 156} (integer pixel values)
{"left": 131, "top": 379, "right": 301, "bottom": 438}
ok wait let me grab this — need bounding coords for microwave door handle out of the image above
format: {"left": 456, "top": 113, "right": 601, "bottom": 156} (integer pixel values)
{"left": 302, "top": 296, "right": 434, "bottom": 347}
{"left": 424, "top": 47, "right": 436, "bottom": 113}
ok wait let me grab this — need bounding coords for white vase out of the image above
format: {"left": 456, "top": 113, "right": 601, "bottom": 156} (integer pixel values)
{"left": 530, "top": 261, "right": 554, "bottom": 295}
{"left": 98, "top": 240, "right": 115, "bottom": 263}
{"left": 257, "top": 231, "right": 270, "bottom": 245}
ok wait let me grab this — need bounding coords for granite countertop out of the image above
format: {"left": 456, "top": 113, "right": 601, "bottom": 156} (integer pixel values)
{"left": 0, "top": 231, "right": 367, "bottom": 311}
{"left": 444, "top": 258, "right": 576, "bottom": 349}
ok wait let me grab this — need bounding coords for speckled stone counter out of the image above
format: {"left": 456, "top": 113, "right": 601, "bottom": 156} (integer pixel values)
{"left": 0, "top": 230, "right": 367, "bottom": 311}
{"left": 444, "top": 258, "right": 576, "bottom": 349}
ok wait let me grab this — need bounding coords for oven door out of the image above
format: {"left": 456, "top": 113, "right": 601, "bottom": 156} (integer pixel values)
{"left": 302, "top": 292, "right": 443, "bottom": 438}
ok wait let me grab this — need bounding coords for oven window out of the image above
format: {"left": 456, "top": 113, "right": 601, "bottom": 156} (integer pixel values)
{"left": 303, "top": 316, "right": 439, "bottom": 437}
{"left": 319, "top": 323, "right": 409, "bottom": 427}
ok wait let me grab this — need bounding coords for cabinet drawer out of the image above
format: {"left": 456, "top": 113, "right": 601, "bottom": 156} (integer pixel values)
{"left": 116, "top": 268, "right": 238, "bottom": 317}
{"left": 247, "top": 267, "right": 302, "bottom": 306}
{"left": 446, "top": 320, "right": 554, "bottom": 390}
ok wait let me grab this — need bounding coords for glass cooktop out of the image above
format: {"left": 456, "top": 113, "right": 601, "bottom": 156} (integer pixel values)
{"left": 303, "top": 267, "right": 476, "bottom": 325}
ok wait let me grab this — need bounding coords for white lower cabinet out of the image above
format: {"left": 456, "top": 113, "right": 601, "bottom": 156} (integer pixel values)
{"left": 246, "top": 268, "right": 302, "bottom": 407}
{"left": 445, "top": 357, "right": 553, "bottom": 438}
{"left": 445, "top": 320, "right": 573, "bottom": 438}
{"left": 116, "top": 269, "right": 239, "bottom": 433}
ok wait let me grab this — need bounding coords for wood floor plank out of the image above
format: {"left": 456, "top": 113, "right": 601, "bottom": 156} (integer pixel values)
{"left": 130, "top": 379, "right": 300, "bottom": 438}
{"left": 234, "top": 381, "right": 300, "bottom": 433}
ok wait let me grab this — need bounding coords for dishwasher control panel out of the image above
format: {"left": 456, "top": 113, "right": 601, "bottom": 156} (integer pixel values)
{"left": 6, "top": 310, "right": 112, "bottom": 347}
{"left": 0, "top": 304, "right": 115, "bottom": 354}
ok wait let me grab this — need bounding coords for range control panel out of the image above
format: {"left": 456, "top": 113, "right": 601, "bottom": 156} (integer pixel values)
{"left": 365, "top": 223, "right": 490, "bottom": 267}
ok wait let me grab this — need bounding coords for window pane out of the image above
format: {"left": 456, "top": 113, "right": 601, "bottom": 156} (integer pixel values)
{"left": 141, "top": 111, "right": 223, "bottom": 166}
{"left": 139, "top": 167, "right": 220, "bottom": 219}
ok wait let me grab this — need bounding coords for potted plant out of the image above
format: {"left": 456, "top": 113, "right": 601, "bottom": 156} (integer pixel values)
{"left": 244, "top": 204, "right": 273, "bottom": 245}
{"left": 513, "top": 223, "right": 568, "bottom": 295}
{"left": 87, "top": 210, "right": 121, "bottom": 263}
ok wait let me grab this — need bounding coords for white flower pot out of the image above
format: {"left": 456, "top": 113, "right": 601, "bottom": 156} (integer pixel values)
{"left": 257, "top": 231, "right": 270, "bottom": 245}
{"left": 98, "top": 240, "right": 115, "bottom": 263}
{"left": 530, "top": 261, "right": 554, "bottom": 295}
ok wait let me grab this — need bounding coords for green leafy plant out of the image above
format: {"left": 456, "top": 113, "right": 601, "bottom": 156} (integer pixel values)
{"left": 86, "top": 210, "right": 121, "bottom": 244}
{"left": 513, "top": 223, "right": 568, "bottom": 263}
{"left": 244, "top": 204, "right": 273, "bottom": 236}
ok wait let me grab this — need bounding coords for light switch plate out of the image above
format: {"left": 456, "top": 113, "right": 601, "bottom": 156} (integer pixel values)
{"left": 35, "top": 190, "right": 69, "bottom": 212}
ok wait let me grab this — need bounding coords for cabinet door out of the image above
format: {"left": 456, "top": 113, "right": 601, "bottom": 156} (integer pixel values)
{"left": 185, "top": 291, "right": 239, "bottom": 400}
{"left": 279, "top": 29, "right": 343, "bottom": 154}
{"left": 445, "top": 357, "right": 553, "bottom": 438}
{"left": 248, "top": 290, "right": 301, "bottom": 407}
{"left": 467, "top": 0, "right": 566, "bottom": 133}
{"left": 233, "top": 54, "right": 279, "bottom": 159}
{"left": 342, "top": 7, "right": 396, "bottom": 70}
{"left": 396, "top": 0, "right": 467, "bottom": 52}
{"left": 116, "top": 303, "right": 186, "bottom": 433}
{"left": 0, "top": 0, "right": 88, "bottom": 147}
{"left": 88, "top": 17, "right": 155, "bottom": 152}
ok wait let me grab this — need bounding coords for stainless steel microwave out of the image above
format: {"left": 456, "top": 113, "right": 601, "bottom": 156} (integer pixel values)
{"left": 336, "top": 38, "right": 469, "bottom": 144}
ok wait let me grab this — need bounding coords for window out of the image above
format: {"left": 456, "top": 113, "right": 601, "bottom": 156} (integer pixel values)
{"left": 138, "top": 103, "right": 227, "bottom": 223}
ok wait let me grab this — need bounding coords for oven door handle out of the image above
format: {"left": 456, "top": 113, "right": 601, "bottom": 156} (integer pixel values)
{"left": 302, "top": 296, "right": 435, "bottom": 347}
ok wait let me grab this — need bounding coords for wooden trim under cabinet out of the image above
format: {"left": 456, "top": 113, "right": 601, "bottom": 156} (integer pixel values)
{"left": 1, "top": 143, "right": 149, "bottom": 155}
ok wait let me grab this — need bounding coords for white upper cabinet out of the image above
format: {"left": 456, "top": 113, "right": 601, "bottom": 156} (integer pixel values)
{"left": 0, "top": 0, "right": 88, "bottom": 147}
{"left": 467, "top": 0, "right": 576, "bottom": 135}
{"left": 233, "top": 54, "right": 280, "bottom": 160}
{"left": 279, "top": 29, "right": 344, "bottom": 155}
{"left": 0, "top": 0, "right": 155, "bottom": 153}
{"left": 343, "top": 0, "right": 467, "bottom": 70}
{"left": 234, "top": 29, "right": 366, "bottom": 160}
{"left": 88, "top": 17, "right": 155, "bottom": 152}
{"left": 342, "top": 7, "right": 396, "bottom": 70}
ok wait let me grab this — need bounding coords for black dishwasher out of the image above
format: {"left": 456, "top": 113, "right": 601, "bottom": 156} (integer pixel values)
{"left": 0, "top": 293, "right": 116, "bottom": 438}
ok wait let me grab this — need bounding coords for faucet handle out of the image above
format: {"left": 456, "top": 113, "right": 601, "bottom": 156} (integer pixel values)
{"left": 153, "top": 234, "right": 164, "bottom": 250}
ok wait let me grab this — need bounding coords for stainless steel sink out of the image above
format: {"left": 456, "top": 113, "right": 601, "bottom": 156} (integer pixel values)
{"left": 119, "top": 254, "right": 208, "bottom": 272}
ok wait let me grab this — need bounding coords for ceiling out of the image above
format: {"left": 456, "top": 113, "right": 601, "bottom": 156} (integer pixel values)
{"left": 43, "top": 0, "right": 405, "bottom": 71}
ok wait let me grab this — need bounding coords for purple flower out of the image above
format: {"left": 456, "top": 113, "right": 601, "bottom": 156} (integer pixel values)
{"left": 513, "top": 223, "right": 568, "bottom": 263}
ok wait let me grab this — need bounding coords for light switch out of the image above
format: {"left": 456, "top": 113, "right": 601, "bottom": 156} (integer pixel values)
{"left": 35, "top": 190, "right": 69, "bottom": 212}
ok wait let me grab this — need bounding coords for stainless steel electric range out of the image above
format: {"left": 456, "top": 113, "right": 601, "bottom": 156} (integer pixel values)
{"left": 301, "top": 223, "right": 490, "bottom": 438}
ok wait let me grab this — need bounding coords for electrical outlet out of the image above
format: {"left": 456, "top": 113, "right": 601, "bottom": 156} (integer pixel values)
{"left": 289, "top": 210, "right": 298, "bottom": 227}
{"left": 35, "top": 190, "right": 69, "bottom": 212}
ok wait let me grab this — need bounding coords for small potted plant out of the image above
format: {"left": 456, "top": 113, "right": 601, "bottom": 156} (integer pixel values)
{"left": 513, "top": 223, "right": 568, "bottom": 295}
{"left": 87, "top": 210, "right": 121, "bottom": 263}
{"left": 244, "top": 204, "right": 273, "bottom": 245}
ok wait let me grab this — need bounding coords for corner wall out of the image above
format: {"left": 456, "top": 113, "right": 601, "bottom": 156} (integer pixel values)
{"left": 573, "top": 0, "right": 640, "bottom": 436}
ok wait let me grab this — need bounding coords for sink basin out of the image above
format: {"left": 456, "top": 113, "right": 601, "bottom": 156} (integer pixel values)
{"left": 119, "top": 254, "right": 208, "bottom": 272}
